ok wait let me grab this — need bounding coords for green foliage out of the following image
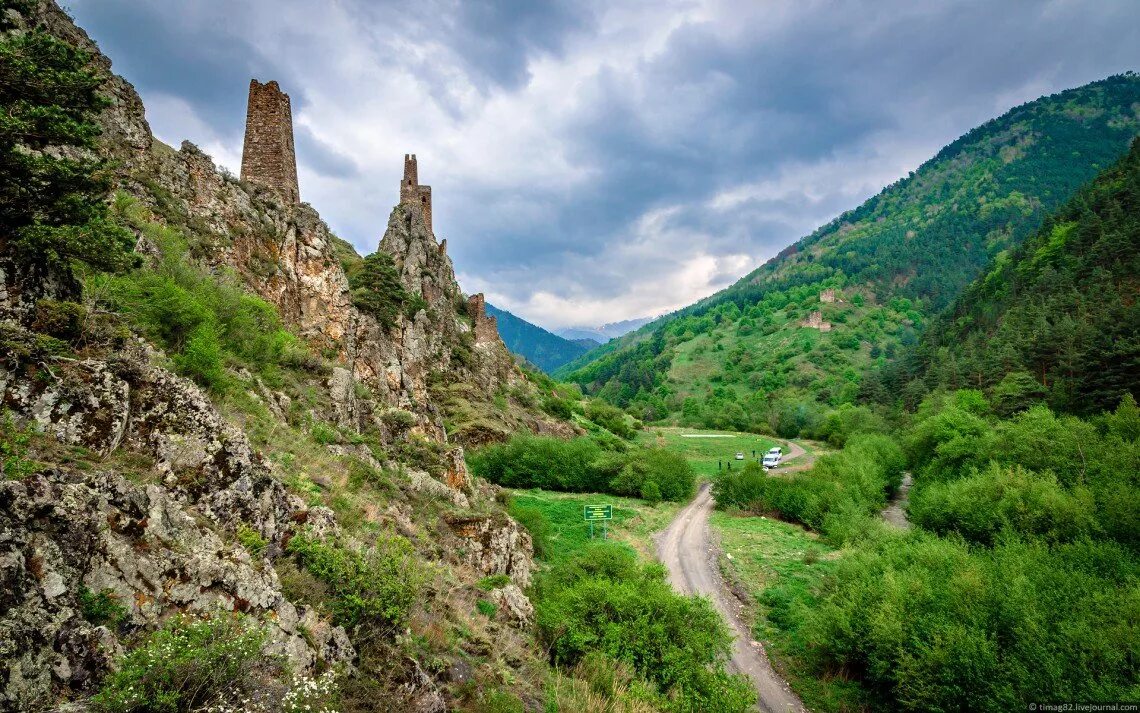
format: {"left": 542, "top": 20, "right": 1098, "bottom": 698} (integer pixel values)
{"left": 310, "top": 421, "right": 339, "bottom": 445}
{"left": 77, "top": 587, "right": 128, "bottom": 629}
{"left": 902, "top": 136, "right": 1140, "bottom": 415}
{"left": 506, "top": 500, "right": 551, "bottom": 559}
{"left": 0, "top": 410, "right": 36, "bottom": 479}
{"left": 286, "top": 530, "right": 424, "bottom": 629}
{"left": 585, "top": 400, "right": 636, "bottom": 439}
{"left": 380, "top": 408, "right": 416, "bottom": 434}
{"left": 476, "top": 599, "right": 497, "bottom": 618}
{"left": 470, "top": 435, "right": 693, "bottom": 502}
{"left": 607, "top": 447, "right": 694, "bottom": 502}
{"left": 908, "top": 462, "right": 1099, "bottom": 546}
{"left": 92, "top": 613, "right": 271, "bottom": 713}
{"left": 91, "top": 198, "right": 311, "bottom": 392}
{"left": 0, "top": 14, "right": 135, "bottom": 275}
{"left": 799, "top": 534, "right": 1140, "bottom": 711}
{"left": 476, "top": 574, "right": 512, "bottom": 591}
{"left": 30, "top": 299, "right": 86, "bottom": 342}
{"left": 639, "top": 480, "right": 661, "bottom": 504}
{"left": 535, "top": 544, "right": 755, "bottom": 711}
{"left": 236, "top": 525, "right": 268, "bottom": 557}
{"left": 349, "top": 252, "right": 409, "bottom": 328}
{"left": 714, "top": 433, "right": 904, "bottom": 543}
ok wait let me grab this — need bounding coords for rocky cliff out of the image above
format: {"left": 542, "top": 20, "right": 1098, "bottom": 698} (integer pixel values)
{"left": 0, "top": 2, "right": 560, "bottom": 709}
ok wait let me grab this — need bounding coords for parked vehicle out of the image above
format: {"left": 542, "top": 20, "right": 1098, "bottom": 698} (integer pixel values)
{"left": 767, "top": 447, "right": 782, "bottom": 457}
{"left": 763, "top": 452, "right": 781, "bottom": 469}
{"left": 735, "top": 452, "right": 745, "bottom": 460}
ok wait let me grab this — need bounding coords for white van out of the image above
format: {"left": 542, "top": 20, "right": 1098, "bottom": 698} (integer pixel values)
{"left": 767, "top": 447, "right": 782, "bottom": 457}
{"left": 763, "top": 452, "right": 781, "bottom": 469}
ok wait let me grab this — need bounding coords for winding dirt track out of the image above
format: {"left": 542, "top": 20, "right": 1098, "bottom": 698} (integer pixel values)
{"left": 657, "top": 483, "right": 805, "bottom": 712}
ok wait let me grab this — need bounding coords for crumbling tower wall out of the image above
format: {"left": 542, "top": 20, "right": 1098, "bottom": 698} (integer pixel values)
{"left": 400, "top": 153, "right": 433, "bottom": 232}
{"left": 466, "top": 293, "right": 499, "bottom": 344}
{"left": 241, "top": 79, "right": 300, "bottom": 204}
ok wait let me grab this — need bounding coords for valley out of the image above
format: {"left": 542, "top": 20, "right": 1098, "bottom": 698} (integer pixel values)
{"left": 0, "top": 1, "right": 1137, "bottom": 712}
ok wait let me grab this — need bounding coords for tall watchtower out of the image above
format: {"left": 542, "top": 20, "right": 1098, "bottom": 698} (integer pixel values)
{"left": 399, "top": 153, "right": 433, "bottom": 232}
{"left": 240, "top": 79, "right": 300, "bottom": 204}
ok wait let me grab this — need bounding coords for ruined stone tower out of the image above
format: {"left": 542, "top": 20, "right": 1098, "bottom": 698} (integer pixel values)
{"left": 400, "top": 154, "right": 433, "bottom": 232}
{"left": 241, "top": 79, "right": 300, "bottom": 204}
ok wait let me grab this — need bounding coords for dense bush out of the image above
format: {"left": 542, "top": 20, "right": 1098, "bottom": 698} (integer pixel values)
{"left": 799, "top": 534, "right": 1140, "bottom": 711}
{"left": 349, "top": 252, "right": 409, "bottom": 328}
{"left": 287, "top": 531, "right": 425, "bottom": 629}
{"left": 469, "top": 435, "right": 694, "bottom": 502}
{"left": 713, "top": 433, "right": 903, "bottom": 542}
{"left": 468, "top": 435, "right": 607, "bottom": 492}
{"left": 506, "top": 500, "right": 551, "bottom": 559}
{"left": 906, "top": 393, "right": 1140, "bottom": 546}
{"left": 908, "top": 462, "right": 1099, "bottom": 545}
{"left": 585, "top": 400, "right": 637, "bottom": 439}
{"left": 93, "top": 613, "right": 272, "bottom": 713}
{"left": 92, "top": 198, "right": 310, "bottom": 391}
{"left": 535, "top": 545, "right": 755, "bottom": 712}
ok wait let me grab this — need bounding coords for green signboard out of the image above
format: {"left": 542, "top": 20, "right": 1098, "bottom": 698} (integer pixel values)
{"left": 583, "top": 504, "right": 613, "bottom": 521}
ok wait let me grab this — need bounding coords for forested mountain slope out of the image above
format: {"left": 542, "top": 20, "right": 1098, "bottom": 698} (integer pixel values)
{"left": 484, "top": 302, "right": 591, "bottom": 372}
{"left": 559, "top": 74, "right": 1140, "bottom": 431}
{"left": 884, "top": 137, "right": 1140, "bottom": 415}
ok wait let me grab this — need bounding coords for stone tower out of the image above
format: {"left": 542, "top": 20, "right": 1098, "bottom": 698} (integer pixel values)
{"left": 241, "top": 79, "right": 300, "bottom": 204}
{"left": 400, "top": 154, "right": 433, "bottom": 232}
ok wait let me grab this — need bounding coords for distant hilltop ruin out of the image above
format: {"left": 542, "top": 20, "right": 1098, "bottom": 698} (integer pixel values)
{"left": 241, "top": 79, "right": 300, "bottom": 203}
{"left": 240, "top": 79, "right": 438, "bottom": 235}
{"left": 400, "top": 153, "right": 433, "bottom": 232}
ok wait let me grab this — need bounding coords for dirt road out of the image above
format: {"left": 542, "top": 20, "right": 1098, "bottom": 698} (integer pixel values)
{"left": 882, "top": 472, "right": 913, "bottom": 529}
{"left": 776, "top": 439, "right": 812, "bottom": 473}
{"left": 657, "top": 483, "right": 804, "bottom": 712}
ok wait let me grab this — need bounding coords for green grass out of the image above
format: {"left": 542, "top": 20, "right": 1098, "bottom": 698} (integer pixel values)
{"left": 637, "top": 427, "right": 777, "bottom": 478}
{"left": 508, "top": 489, "right": 680, "bottom": 562}
{"left": 711, "top": 512, "right": 869, "bottom": 712}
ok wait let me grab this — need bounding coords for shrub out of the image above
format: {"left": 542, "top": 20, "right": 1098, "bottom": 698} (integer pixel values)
{"left": 310, "top": 421, "right": 339, "bottom": 445}
{"left": 800, "top": 535, "right": 1140, "bottom": 711}
{"left": 507, "top": 501, "right": 551, "bottom": 559}
{"left": 31, "top": 299, "right": 86, "bottom": 342}
{"left": 287, "top": 531, "right": 424, "bottom": 629}
{"left": 91, "top": 209, "right": 311, "bottom": 393}
{"left": 78, "top": 587, "right": 128, "bottom": 629}
{"left": 92, "top": 613, "right": 271, "bottom": 713}
{"left": 0, "top": 411, "right": 36, "bottom": 480}
{"left": 477, "top": 574, "right": 512, "bottom": 591}
{"left": 608, "top": 448, "right": 694, "bottom": 502}
{"left": 541, "top": 394, "right": 575, "bottom": 420}
{"left": 476, "top": 599, "right": 497, "bottom": 617}
{"left": 380, "top": 408, "right": 416, "bottom": 434}
{"left": 468, "top": 435, "right": 606, "bottom": 492}
{"left": 908, "top": 462, "right": 1099, "bottom": 545}
{"left": 237, "top": 526, "right": 269, "bottom": 557}
{"left": 535, "top": 545, "right": 755, "bottom": 711}
{"left": 639, "top": 480, "right": 662, "bottom": 504}
{"left": 349, "top": 252, "right": 408, "bottom": 328}
{"left": 585, "top": 401, "right": 636, "bottom": 439}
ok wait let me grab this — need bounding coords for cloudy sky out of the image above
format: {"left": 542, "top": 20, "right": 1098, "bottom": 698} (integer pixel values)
{"left": 70, "top": 0, "right": 1140, "bottom": 331}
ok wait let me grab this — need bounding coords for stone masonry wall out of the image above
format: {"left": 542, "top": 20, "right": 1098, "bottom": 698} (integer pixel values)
{"left": 400, "top": 154, "right": 433, "bottom": 233}
{"left": 240, "top": 79, "right": 300, "bottom": 204}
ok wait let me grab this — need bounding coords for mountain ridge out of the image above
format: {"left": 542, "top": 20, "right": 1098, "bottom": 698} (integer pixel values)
{"left": 560, "top": 73, "right": 1140, "bottom": 431}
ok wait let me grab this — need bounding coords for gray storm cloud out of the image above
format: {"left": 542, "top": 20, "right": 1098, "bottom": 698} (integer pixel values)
{"left": 70, "top": 0, "right": 1140, "bottom": 330}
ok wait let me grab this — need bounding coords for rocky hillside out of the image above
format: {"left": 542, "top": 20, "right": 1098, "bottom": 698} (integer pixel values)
{"left": 0, "top": 1, "right": 571, "bottom": 710}
{"left": 559, "top": 74, "right": 1140, "bottom": 431}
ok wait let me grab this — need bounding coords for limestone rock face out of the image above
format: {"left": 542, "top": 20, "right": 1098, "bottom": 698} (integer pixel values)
{"left": 0, "top": 329, "right": 354, "bottom": 708}
{"left": 0, "top": 469, "right": 353, "bottom": 710}
{"left": 445, "top": 514, "right": 535, "bottom": 589}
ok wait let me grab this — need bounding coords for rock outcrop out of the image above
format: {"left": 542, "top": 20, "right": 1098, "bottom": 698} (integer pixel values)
{"left": 0, "top": 2, "right": 548, "bottom": 708}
